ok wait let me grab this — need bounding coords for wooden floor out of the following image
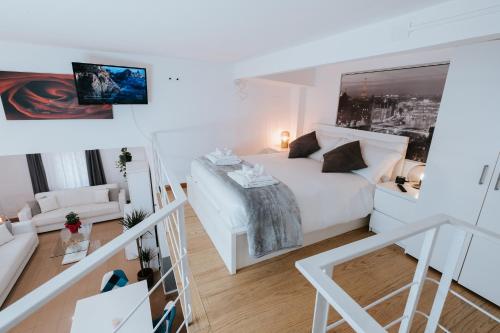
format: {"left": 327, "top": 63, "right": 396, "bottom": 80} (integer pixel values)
{"left": 182, "top": 204, "right": 499, "bottom": 333}
{"left": 3, "top": 205, "right": 500, "bottom": 332}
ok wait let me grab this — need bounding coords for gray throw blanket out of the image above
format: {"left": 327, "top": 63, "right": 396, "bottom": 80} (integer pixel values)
{"left": 196, "top": 157, "right": 303, "bottom": 258}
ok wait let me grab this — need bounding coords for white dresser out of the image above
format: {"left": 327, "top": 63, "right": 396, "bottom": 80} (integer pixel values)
{"left": 369, "top": 182, "right": 419, "bottom": 248}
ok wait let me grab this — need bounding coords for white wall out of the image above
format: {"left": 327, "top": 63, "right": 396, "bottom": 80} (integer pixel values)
{"left": 234, "top": 0, "right": 500, "bottom": 78}
{"left": 0, "top": 41, "right": 294, "bottom": 180}
{"left": 100, "top": 146, "right": 146, "bottom": 191}
{"left": 155, "top": 78, "right": 292, "bottom": 180}
{"left": 0, "top": 155, "right": 34, "bottom": 217}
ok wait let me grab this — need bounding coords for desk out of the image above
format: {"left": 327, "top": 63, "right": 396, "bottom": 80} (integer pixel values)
{"left": 71, "top": 280, "right": 153, "bottom": 333}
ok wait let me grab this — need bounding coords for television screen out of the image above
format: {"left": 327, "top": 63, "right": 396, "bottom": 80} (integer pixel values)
{"left": 72, "top": 62, "right": 148, "bottom": 105}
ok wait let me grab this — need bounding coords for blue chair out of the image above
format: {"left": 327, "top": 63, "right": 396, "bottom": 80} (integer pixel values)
{"left": 153, "top": 301, "right": 176, "bottom": 333}
{"left": 100, "top": 269, "right": 129, "bottom": 293}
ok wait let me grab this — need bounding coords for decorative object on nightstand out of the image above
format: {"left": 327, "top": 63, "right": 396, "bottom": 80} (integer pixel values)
{"left": 280, "top": 131, "right": 290, "bottom": 149}
{"left": 407, "top": 164, "right": 425, "bottom": 189}
{"left": 369, "top": 181, "right": 420, "bottom": 248}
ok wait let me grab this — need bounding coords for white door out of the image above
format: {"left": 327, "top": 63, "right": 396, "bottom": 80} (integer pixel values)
{"left": 458, "top": 153, "right": 500, "bottom": 305}
{"left": 405, "top": 41, "right": 500, "bottom": 276}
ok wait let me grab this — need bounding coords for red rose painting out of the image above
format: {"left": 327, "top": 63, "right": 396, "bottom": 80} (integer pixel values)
{"left": 0, "top": 71, "right": 113, "bottom": 120}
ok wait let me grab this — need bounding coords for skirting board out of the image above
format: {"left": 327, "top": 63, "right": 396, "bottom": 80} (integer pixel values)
{"left": 187, "top": 175, "right": 368, "bottom": 274}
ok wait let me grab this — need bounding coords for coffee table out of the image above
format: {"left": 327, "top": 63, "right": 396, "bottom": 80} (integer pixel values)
{"left": 51, "top": 224, "right": 100, "bottom": 264}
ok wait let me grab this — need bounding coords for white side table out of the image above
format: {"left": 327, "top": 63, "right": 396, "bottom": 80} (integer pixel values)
{"left": 369, "top": 182, "right": 419, "bottom": 248}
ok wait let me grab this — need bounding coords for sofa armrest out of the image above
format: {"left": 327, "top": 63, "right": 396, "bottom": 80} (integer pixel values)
{"left": 118, "top": 189, "right": 127, "bottom": 211}
{"left": 17, "top": 204, "right": 32, "bottom": 221}
{"left": 12, "top": 221, "right": 36, "bottom": 235}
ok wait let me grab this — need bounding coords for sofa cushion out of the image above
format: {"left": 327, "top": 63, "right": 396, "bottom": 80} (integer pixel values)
{"left": 35, "top": 184, "right": 120, "bottom": 208}
{"left": 27, "top": 200, "right": 42, "bottom": 216}
{"left": 0, "top": 224, "right": 14, "bottom": 246}
{"left": 94, "top": 189, "right": 110, "bottom": 203}
{"left": 109, "top": 188, "right": 120, "bottom": 202}
{"left": 56, "top": 188, "right": 98, "bottom": 208}
{"left": 0, "top": 232, "right": 37, "bottom": 295}
{"left": 38, "top": 196, "right": 60, "bottom": 213}
{"left": 32, "top": 202, "right": 120, "bottom": 227}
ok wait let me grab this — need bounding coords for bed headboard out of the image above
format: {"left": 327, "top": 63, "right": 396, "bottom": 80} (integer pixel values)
{"left": 314, "top": 123, "right": 409, "bottom": 180}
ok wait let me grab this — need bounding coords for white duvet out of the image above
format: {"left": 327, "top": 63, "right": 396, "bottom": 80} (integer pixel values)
{"left": 190, "top": 153, "right": 375, "bottom": 233}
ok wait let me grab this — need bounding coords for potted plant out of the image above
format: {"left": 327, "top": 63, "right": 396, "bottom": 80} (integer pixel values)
{"left": 119, "top": 209, "right": 156, "bottom": 286}
{"left": 65, "top": 212, "right": 81, "bottom": 234}
{"left": 116, "top": 147, "right": 132, "bottom": 178}
{"left": 138, "top": 248, "right": 155, "bottom": 288}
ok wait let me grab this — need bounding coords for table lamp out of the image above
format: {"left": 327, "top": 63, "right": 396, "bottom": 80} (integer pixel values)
{"left": 408, "top": 164, "right": 425, "bottom": 189}
{"left": 280, "top": 131, "right": 290, "bottom": 149}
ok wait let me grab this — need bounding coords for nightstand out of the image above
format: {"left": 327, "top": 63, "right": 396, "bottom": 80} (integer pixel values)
{"left": 370, "top": 182, "right": 419, "bottom": 248}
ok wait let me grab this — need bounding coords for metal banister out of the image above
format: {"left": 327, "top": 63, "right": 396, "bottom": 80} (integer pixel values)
{"left": 0, "top": 139, "right": 192, "bottom": 333}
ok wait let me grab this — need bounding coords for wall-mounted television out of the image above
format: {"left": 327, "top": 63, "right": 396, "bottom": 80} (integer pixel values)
{"left": 72, "top": 62, "right": 148, "bottom": 105}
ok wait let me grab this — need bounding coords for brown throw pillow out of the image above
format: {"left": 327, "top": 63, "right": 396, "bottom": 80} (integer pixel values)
{"left": 288, "top": 131, "right": 321, "bottom": 158}
{"left": 322, "top": 140, "right": 368, "bottom": 173}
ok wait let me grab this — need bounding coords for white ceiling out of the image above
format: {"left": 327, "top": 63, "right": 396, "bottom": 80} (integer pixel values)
{"left": 0, "top": 0, "right": 450, "bottom": 62}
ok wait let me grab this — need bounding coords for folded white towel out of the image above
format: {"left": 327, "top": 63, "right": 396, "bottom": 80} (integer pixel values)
{"left": 205, "top": 148, "right": 241, "bottom": 166}
{"left": 233, "top": 166, "right": 273, "bottom": 183}
{"left": 227, "top": 171, "right": 279, "bottom": 188}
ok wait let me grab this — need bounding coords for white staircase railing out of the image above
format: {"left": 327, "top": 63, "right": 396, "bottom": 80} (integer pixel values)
{"left": 296, "top": 214, "right": 500, "bottom": 333}
{"left": 0, "top": 140, "right": 192, "bottom": 333}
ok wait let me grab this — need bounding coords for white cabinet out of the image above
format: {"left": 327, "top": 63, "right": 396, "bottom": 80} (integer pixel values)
{"left": 458, "top": 154, "right": 500, "bottom": 305}
{"left": 411, "top": 42, "right": 500, "bottom": 275}
{"left": 404, "top": 40, "right": 500, "bottom": 304}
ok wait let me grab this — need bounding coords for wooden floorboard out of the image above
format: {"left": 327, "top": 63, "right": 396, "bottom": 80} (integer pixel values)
{"left": 3, "top": 205, "right": 499, "bottom": 332}
{"left": 183, "top": 204, "right": 499, "bottom": 333}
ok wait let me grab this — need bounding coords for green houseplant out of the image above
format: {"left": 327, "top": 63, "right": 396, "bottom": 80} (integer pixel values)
{"left": 119, "top": 209, "right": 155, "bottom": 287}
{"left": 116, "top": 147, "right": 132, "bottom": 178}
{"left": 138, "top": 248, "right": 155, "bottom": 288}
{"left": 65, "top": 212, "right": 81, "bottom": 233}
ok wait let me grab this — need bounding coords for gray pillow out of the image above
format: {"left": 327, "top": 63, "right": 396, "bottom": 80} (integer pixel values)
{"left": 3, "top": 220, "right": 12, "bottom": 234}
{"left": 27, "top": 199, "right": 41, "bottom": 216}
{"left": 109, "top": 188, "right": 120, "bottom": 202}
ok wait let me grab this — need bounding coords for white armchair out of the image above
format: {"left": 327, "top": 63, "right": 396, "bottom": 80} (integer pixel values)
{"left": 17, "top": 204, "right": 34, "bottom": 222}
{"left": 12, "top": 220, "right": 37, "bottom": 235}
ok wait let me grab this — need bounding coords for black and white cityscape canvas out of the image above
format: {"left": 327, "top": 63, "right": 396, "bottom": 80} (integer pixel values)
{"left": 336, "top": 64, "right": 449, "bottom": 162}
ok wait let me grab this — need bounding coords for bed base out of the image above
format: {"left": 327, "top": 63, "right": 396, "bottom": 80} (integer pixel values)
{"left": 187, "top": 175, "right": 368, "bottom": 274}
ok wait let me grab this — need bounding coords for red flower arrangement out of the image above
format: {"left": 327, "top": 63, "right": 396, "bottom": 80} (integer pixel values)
{"left": 65, "top": 212, "right": 81, "bottom": 234}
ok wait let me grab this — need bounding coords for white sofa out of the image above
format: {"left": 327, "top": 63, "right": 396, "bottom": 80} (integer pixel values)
{"left": 18, "top": 184, "right": 126, "bottom": 233}
{"left": 0, "top": 221, "right": 38, "bottom": 306}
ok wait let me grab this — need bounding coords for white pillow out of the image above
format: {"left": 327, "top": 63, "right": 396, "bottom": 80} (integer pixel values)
{"left": 38, "top": 196, "right": 60, "bottom": 213}
{"left": 353, "top": 143, "right": 402, "bottom": 184}
{"left": 0, "top": 223, "right": 14, "bottom": 246}
{"left": 309, "top": 135, "right": 348, "bottom": 162}
{"left": 94, "top": 189, "right": 110, "bottom": 203}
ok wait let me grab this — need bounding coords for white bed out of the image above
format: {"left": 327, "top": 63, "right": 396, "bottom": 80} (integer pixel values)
{"left": 187, "top": 124, "right": 408, "bottom": 274}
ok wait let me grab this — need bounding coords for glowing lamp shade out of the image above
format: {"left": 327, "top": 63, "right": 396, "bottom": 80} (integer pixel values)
{"left": 408, "top": 164, "right": 425, "bottom": 189}
{"left": 280, "top": 131, "right": 290, "bottom": 148}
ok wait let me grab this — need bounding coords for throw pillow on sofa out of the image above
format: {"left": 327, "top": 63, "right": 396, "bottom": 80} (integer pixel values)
{"left": 94, "top": 189, "right": 110, "bottom": 203}
{"left": 38, "top": 196, "right": 59, "bottom": 213}
{"left": 27, "top": 200, "right": 42, "bottom": 216}
{"left": 0, "top": 224, "right": 14, "bottom": 246}
{"left": 108, "top": 188, "right": 120, "bottom": 202}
